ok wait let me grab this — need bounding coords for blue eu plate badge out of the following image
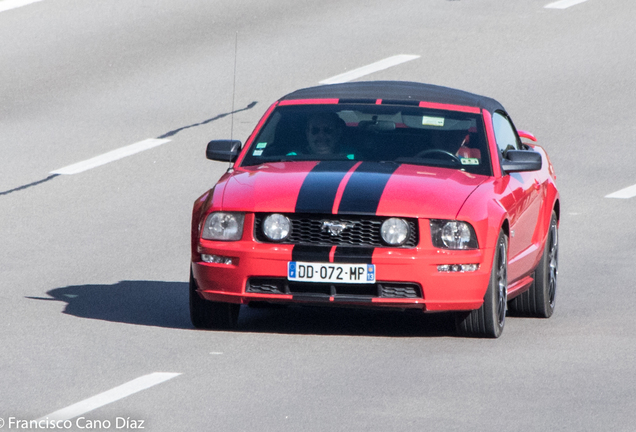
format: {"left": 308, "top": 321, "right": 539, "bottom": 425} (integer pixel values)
{"left": 367, "top": 265, "right": 375, "bottom": 281}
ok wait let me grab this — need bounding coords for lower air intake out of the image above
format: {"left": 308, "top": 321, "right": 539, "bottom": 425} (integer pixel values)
{"left": 246, "top": 278, "right": 421, "bottom": 299}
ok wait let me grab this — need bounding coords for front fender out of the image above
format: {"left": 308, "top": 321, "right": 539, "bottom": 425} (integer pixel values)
{"left": 455, "top": 177, "right": 511, "bottom": 253}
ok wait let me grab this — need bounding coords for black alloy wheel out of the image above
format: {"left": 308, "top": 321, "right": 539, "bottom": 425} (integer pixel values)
{"left": 455, "top": 230, "right": 508, "bottom": 338}
{"left": 508, "top": 211, "right": 558, "bottom": 318}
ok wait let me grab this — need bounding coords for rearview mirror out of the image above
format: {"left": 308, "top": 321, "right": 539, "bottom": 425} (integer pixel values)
{"left": 501, "top": 150, "right": 542, "bottom": 173}
{"left": 206, "top": 140, "right": 242, "bottom": 163}
{"left": 358, "top": 120, "right": 396, "bottom": 131}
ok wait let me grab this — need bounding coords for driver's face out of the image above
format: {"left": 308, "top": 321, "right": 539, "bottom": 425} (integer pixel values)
{"left": 306, "top": 117, "right": 341, "bottom": 155}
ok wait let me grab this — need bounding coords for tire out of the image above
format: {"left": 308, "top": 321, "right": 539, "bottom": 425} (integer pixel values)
{"left": 508, "top": 211, "right": 558, "bottom": 318}
{"left": 456, "top": 230, "right": 508, "bottom": 338}
{"left": 189, "top": 268, "right": 240, "bottom": 330}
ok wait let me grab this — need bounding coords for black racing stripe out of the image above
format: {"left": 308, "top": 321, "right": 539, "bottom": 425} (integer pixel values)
{"left": 291, "top": 245, "right": 331, "bottom": 263}
{"left": 294, "top": 161, "right": 357, "bottom": 214}
{"left": 333, "top": 247, "right": 374, "bottom": 264}
{"left": 337, "top": 162, "right": 400, "bottom": 215}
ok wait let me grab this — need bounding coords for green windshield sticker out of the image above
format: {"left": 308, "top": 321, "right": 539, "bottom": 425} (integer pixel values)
{"left": 460, "top": 158, "right": 480, "bottom": 165}
{"left": 256, "top": 142, "right": 267, "bottom": 149}
{"left": 422, "top": 116, "right": 445, "bottom": 127}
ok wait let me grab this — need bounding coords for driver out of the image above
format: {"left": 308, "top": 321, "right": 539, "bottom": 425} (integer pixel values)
{"left": 305, "top": 113, "right": 345, "bottom": 155}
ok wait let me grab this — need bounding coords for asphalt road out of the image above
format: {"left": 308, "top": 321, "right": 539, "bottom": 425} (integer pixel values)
{"left": 1, "top": 0, "right": 635, "bottom": 430}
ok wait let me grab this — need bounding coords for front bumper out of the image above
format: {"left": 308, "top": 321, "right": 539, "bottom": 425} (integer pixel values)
{"left": 192, "top": 224, "right": 494, "bottom": 312}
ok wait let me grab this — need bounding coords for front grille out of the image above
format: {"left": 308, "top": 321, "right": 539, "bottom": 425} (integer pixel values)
{"left": 254, "top": 213, "right": 418, "bottom": 247}
{"left": 247, "top": 277, "right": 422, "bottom": 299}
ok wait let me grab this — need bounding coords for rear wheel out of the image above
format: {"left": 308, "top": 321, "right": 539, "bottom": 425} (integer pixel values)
{"left": 456, "top": 230, "right": 508, "bottom": 338}
{"left": 189, "top": 268, "right": 240, "bottom": 330}
{"left": 508, "top": 211, "right": 558, "bottom": 318}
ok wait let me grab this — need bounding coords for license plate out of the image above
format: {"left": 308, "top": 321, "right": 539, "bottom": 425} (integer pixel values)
{"left": 288, "top": 262, "right": 375, "bottom": 284}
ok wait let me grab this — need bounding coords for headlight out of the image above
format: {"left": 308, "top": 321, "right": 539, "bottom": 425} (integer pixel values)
{"left": 381, "top": 218, "right": 409, "bottom": 246}
{"left": 430, "top": 220, "right": 478, "bottom": 249}
{"left": 202, "top": 212, "right": 245, "bottom": 241}
{"left": 262, "top": 213, "right": 291, "bottom": 241}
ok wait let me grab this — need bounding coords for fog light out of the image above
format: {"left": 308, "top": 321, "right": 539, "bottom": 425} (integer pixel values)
{"left": 381, "top": 218, "right": 409, "bottom": 245}
{"left": 202, "top": 254, "right": 234, "bottom": 265}
{"left": 262, "top": 213, "right": 291, "bottom": 241}
{"left": 437, "top": 264, "right": 479, "bottom": 272}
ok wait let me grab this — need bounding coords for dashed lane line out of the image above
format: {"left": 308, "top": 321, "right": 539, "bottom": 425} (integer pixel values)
{"left": 49, "top": 54, "right": 420, "bottom": 178}
{"left": 50, "top": 139, "right": 171, "bottom": 175}
{"left": 0, "top": 0, "right": 43, "bottom": 13}
{"left": 36, "top": 373, "right": 181, "bottom": 422}
{"left": 319, "top": 55, "right": 420, "bottom": 85}
{"left": 606, "top": 184, "right": 636, "bottom": 199}
{"left": 1, "top": 104, "right": 261, "bottom": 195}
{"left": 545, "top": 0, "right": 588, "bottom": 9}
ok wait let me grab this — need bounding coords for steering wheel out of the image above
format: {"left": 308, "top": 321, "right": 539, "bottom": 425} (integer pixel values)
{"left": 415, "top": 149, "right": 462, "bottom": 165}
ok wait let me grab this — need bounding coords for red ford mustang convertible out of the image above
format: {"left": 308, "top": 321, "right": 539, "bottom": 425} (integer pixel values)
{"left": 190, "top": 81, "right": 559, "bottom": 338}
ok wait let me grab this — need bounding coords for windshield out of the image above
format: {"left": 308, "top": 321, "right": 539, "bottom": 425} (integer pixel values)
{"left": 240, "top": 104, "right": 492, "bottom": 176}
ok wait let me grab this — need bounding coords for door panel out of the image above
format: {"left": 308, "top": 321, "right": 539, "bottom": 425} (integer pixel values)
{"left": 492, "top": 112, "right": 542, "bottom": 282}
{"left": 506, "top": 172, "right": 542, "bottom": 281}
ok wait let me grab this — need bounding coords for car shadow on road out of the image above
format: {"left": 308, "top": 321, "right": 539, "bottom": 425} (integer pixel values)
{"left": 31, "top": 280, "right": 457, "bottom": 337}
{"left": 30, "top": 280, "right": 192, "bottom": 329}
{"left": 241, "top": 303, "right": 456, "bottom": 338}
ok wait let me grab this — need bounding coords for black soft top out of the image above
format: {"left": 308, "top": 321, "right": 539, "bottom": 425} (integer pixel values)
{"left": 280, "top": 81, "right": 504, "bottom": 113}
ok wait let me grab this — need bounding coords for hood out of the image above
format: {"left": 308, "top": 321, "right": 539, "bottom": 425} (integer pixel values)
{"left": 219, "top": 161, "right": 486, "bottom": 219}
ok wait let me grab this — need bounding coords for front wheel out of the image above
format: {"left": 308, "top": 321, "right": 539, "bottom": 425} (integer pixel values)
{"left": 456, "top": 230, "right": 508, "bottom": 338}
{"left": 189, "top": 268, "right": 240, "bottom": 330}
{"left": 508, "top": 211, "right": 558, "bottom": 318}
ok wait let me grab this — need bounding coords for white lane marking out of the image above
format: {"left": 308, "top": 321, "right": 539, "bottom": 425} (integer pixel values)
{"left": 545, "top": 0, "right": 588, "bottom": 9}
{"left": 49, "top": 56, "right": 414, "bottom": 176}
{"left": 606, "top": 184, "right": 636, "bottom": 199}
{"left": 319, "top": 55, "right": 420, "bottom": 85}
{"left": 37, "top": 372, "right": 181, "bottom": 421}
{"left": 51, "top": 138, "right": 171, "bottom": 175}
{"left": 0, "top": 0, "right": 43, "bottom": 13}
{"left": 48, "top": 55, "right": 415, "bottom": 175}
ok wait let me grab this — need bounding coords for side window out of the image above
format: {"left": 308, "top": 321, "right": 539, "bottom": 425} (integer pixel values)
{"left": 492, "top": 112, "right": 520, "bottom": 157}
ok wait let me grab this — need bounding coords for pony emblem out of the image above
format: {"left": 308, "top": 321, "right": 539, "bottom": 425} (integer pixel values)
{"left": 321, "top": 220, "right": 355, "bottom": 236}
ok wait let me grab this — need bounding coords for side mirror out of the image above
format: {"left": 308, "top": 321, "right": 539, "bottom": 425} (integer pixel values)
{"left": 206, "top": 140, "right": 242, "bottom": 163}
{"left": 501, "top": 150, "right": 542, "bottom": 173}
